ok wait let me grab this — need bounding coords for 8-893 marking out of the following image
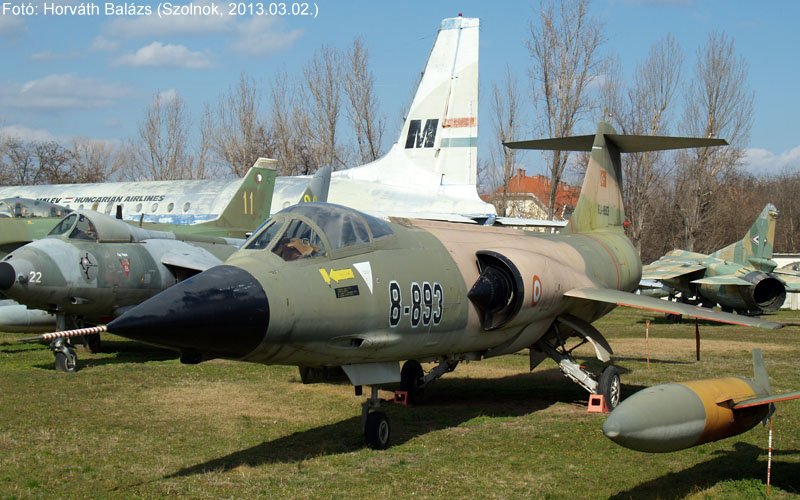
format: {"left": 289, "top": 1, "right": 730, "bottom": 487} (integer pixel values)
{"left": 389, "top": 281, "right": 443, "bottom": 328}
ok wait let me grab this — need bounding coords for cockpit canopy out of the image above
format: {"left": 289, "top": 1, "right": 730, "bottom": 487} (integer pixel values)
{"left": 0, "top": 197, "right": 71, "bottom": 219}
{"left": 245, "top": 203, "right": 394, "bottom": 261}
{"left": 46, "top": 210, "right": 173, "bottom": 243}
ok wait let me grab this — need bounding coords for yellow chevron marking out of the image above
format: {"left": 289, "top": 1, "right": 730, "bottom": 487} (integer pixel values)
{"left": 319, "top": 268, "right": 355, "bottom": 285}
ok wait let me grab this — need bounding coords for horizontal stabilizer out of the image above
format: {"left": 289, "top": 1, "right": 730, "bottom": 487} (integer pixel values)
{"left": 733, "top": 391, "right": 800, "bottom": 409}
{"left": 642, "top": 263, "right": 706, "bottom": 280}
{"left": 505, "top": 134, "right": 727, "bottom": 153}
{"left": 691, "top": 275, "right": 752, "bottom": 286}
{"left": 564, "top": 287, "right": 783, "bottom": 329}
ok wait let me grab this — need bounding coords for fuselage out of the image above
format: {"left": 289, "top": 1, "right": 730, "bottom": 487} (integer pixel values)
{"left": 106, "top": 203, "right": 641, "bottom": 366}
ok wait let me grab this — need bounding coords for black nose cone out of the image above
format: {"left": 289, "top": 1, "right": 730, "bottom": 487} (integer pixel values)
{"left": 0, "top": 261, "right": 16, "bottom": 290}
{"left": 108, "top": 265, "right": 269, "bottom": 358}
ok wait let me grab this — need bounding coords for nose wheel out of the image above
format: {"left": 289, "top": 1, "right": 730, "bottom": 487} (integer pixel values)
{"left": 51, "top": 338, "right": 78, "bottom": 373}
{"left": 360, "top": 386, "right": 391, "bottom": 449}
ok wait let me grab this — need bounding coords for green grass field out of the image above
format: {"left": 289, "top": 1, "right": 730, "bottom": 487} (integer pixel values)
{"left": 2, "top": 308, "right": 799, "bottom": 498}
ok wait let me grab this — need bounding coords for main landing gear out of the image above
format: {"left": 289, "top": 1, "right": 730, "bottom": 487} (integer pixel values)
{"left": 359, "top": 358, "right": 459, "bottom": 449}
{"left": 533, "top": 324, "right": 621, "bottom": 409}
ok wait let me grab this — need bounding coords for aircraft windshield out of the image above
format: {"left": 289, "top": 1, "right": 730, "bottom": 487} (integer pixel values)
{"left": 245, "top": 221, "right": 284, "bottom": 250}
{"left": 48, "top": 214, "right": 78, "bottom": 236}
{"left": 280, "top": 203, "right": 393, "bottom": 250}
{"left": 272, "top": 220, "right": 326, "bottom": 261}
{"left": 69, "top": 214, "right": 98, "bottom": 241}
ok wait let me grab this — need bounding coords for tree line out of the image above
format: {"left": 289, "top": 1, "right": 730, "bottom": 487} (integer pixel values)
{"left": 484, "top": 0, "right": 799, "bottom": 261}
{"left": 2, "top": 2, "right": 798, "bottom": 260}
{"left": 0, "top": 37, "right": 386, "bottom": 185}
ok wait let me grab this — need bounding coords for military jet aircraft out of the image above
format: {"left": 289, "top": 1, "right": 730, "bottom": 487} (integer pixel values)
{"left": 1, "top": 165, "right": 336, "bottom": 370}
{"left": 603, "top": 349, "right": 800, "bottom": 452}
{"left": 0, "top": 198, "right": 73, "bottom": 259}
{"left": 643, "top": 204, "right": 800, "bottom": 316}
{"left": 32, "top": 123, "right": 782, "bottom": 449}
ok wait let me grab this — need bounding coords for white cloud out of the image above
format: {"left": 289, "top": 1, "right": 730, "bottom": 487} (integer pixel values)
{"left": 103, "top": 1, "right": 235, "bottom": 38}
{"left": 117, "top": 42, "right": 212, "bottom": 69}
{"left": 31, "top": 50, "right": 82, "bottom": 61}
{"left": 231, "top": 17, "right": 303, "bottom": 56}
{"left": 743, "top": 147, "right": 800, "bottom": 176}
{"left": 90, "top": 36, "right": 120, "bottom": 52}
{"left": 0, "top": 73, "right": 131, "bottom": 110}
{"left": 157, "top": 88, "right": 180, "bottom": 102}
{"left": 0, "top": 125, "right": 56, "bottom": 142}
{"left": 0, "top": 13, "right": 25, "bottom": 37}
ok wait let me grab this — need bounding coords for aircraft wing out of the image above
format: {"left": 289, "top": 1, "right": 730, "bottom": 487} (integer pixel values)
{"left": 732, "top": 391, "right": 800, "bottom": 409}
{"left": 494, "top": 217, "right": 567, "bottom": 228}
{"left": 772, "top": 270, "right": 800, "bottom": 292}
{"left": 690, "top": 275, "right": 752, "bottom": 286}
{"left": 160, "top": 251, "right": 221, "bottom": 273}
{"left": 563, "top": 287, "right": 783, "bottom": 329}
{"left": 641, "top": 260, "right": 706, "bottom": 280}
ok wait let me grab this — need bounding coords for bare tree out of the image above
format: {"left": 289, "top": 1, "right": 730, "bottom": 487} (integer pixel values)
{"left": 528, "top": 0, "right": 605, "bottom": 217}
{"left": 618, "top": 35, "right": 683, "bottom": 255}
{"left": 304, "top": 45, "right": 345, "bottom": 168}
{"left": 488, "top": 66, "right": 523, "bottom": 216}
{"left": 675, "top": 32, "right": 754, "bottom": 251}
{"left": 130, "top": 92, "right": 199, "bottom": 180}
{"left": 210, "top": 73, "right": 272, "bottom": 176}
{"left": 343, "top": 38, "right": 385, "bottom": 164}
{"left": 68, "top": 138, "right": 122, "bottom": 182}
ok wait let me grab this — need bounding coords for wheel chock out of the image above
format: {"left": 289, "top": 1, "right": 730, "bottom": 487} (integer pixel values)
{"left": 587, "top": 394, "right": 609, "bottom": 413}
{"left": 394, "top": 390, "right": 409, "bottom": 406}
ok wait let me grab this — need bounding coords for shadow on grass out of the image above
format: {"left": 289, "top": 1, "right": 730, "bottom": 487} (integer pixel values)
{"left": 31, "top": 340, "right": 178, "bottom": 370}
{"left": 167, "top": 369, "right": 647, "bottom": 477}
{"left": 610, "top": 442, "right": 800, "bottom": 498}
{"left": 613, "top": 356, "right": 696, "bottom": 366}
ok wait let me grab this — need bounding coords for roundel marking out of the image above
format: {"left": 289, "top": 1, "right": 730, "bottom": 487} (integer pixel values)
{"left": 532, "top": 275, "right": 542, "bottom": 306}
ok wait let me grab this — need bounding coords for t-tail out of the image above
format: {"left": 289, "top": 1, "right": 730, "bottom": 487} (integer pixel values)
{"left": 711, "top": 204, "right": 777, "bottom": 270}
{"left": 339, "top": 16, "right": 479, "bottom": 193}
{"left": 201, "top": 158, "right": 277, "bottom": 232}
{"left": 506, "top": 122, "right": 727, "bottom": 234}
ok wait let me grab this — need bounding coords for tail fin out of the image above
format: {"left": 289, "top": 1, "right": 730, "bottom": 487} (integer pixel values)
{"left": 342, "top": 17, "right": 479, "bottom": 190}
{"left": 299, "top": 166, "right": 331, "bottom": 203}
{"left": 752, "top": 348, "right": 772, "bottom": 394}
{"left": 711, "top": 204, "right": 777, "bottom": 268}
{"left": 205, "top": 158, "right": 277, "bottom": 231}
{"left": 506, "top": 122, "right": 726, "bottom": 233}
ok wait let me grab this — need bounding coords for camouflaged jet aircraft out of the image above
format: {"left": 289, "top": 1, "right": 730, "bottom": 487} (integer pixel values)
{"left": 0, "top": 198, "right": 73, "bottom": 259}
{"left": 1, "top": 165, "right": 336, "bottom": 370}
{"left": 32, "top": 122, "right": 783, "bottom": 449}
{"left": 643, "top": 204, "right": 800, "bottom": 316}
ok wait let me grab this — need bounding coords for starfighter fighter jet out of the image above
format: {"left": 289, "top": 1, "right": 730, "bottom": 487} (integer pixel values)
{"left": 36, "top": 123, "right": 782, "bottom": 448}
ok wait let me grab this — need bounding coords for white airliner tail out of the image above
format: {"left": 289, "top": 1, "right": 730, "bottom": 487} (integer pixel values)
{"left": 336, "top": 16, "right": 481, "bottom": 201}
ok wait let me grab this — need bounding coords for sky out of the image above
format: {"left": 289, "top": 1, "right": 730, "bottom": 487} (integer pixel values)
{"left": 1, "top": 0, "right": 798, "bottom": 180}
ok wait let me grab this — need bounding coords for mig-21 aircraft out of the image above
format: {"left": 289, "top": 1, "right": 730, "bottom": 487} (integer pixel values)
{"left": 32, "top": 123, "right": 783, "bottom": 449}
{"left": 643, "top": 204, "right": 800, "bottom": 316}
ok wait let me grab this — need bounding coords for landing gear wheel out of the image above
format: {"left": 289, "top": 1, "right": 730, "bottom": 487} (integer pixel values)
{"left": 83, "top": 333, "right": 101, "bottom": 353}
{"left": 400, "top": 360, "right": 424, "bottom": 404}
{"left": 598, "top": 366, "right": 621, "bottom": 409}
{"left": 365, "top": 411, "right": 390, "bottom": 449}
{"left": 55, "top": 347, "right": 78, "bottom": 373}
